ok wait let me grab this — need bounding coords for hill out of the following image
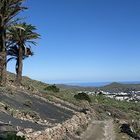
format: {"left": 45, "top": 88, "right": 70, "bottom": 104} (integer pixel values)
{"left": 100, "top": 82, "right": 140, "bottom": 93}
{"left": 0, "top": 72, "right": 140, "bottom": 140}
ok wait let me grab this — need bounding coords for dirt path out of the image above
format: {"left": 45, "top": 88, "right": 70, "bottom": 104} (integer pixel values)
{"left": 103, "top": 119, "right": 116, "bottom": 140}
{"left": 81, "top": 119, "right": 115, "bottom": 140}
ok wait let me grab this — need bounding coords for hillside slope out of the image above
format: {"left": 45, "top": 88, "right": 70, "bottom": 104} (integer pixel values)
{"left": 0, "top": 72, "right": 140, "bottom": 140}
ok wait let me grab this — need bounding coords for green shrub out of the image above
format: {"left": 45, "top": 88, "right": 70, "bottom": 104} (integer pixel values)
{"left": 44, "top": 84, "right": 60, "bottom": 92}
{"left": 74, "top": 92, "right": 91, "bottom": 103}
{"left": 7, "top": 133, "right": 25, "bottom": 140}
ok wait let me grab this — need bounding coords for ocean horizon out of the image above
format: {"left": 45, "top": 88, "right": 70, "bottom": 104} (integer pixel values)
{"left": 63, "top": 81, "right": 140, "bottom": 87}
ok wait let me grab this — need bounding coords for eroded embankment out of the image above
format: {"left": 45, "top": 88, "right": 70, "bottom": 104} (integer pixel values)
{"left": 24, "top": 112, "right": 91, "bottom": 140}
{"left": 0, "top": 90, "right": 93, "bottom": 140}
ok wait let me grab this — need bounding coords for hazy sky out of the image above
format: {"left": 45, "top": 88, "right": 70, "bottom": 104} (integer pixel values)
{"left": 7, "top": 0, "right": 140, "bottom": 83}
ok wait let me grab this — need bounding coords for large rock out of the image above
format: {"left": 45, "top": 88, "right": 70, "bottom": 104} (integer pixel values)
{"left": 16, "top": 131, "right": 24, "bottom": 137}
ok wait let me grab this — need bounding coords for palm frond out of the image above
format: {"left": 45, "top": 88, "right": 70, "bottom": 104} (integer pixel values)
{"left": 7, "top": 56, "right": 17, "bottom": 63}
{"left": 7, "top": 22, "right": 40, "bottom": 48}
{"left": 0, "top": 0, "right": 27, "bottom": 26}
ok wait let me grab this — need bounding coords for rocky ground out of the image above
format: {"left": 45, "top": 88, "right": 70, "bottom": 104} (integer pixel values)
{"left": 0, "top": 78, "right": 140, "bottom": 140}
{"left": 0, "top": 87, "right": 92, "bottom": 140}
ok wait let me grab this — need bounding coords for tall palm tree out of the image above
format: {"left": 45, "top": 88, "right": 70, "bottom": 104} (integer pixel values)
{"left": 7, "top": 45, "right": 33, "bottom": 78}
{"left": 0, "top": 0, "right": 26, "bottom": 86}
{"left": 7, "top": 22, "right": 40, "bottom": 85}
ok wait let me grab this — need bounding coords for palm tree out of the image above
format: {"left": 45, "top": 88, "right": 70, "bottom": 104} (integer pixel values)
{"left": 7, "top": 45, "right": 33, "bottom": 78}
{"left": 7, "top": 22, "right": 40, "bottom": 85}
{"left": 0, "top": 0, "right": 26, "bottom": 86}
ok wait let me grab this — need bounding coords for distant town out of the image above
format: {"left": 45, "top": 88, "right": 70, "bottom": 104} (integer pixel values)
{"left": 77, "top": 82, "right": 140, "bottom": 102}
{"left": 78, "top": 90, "right": 140, "bottom": 102}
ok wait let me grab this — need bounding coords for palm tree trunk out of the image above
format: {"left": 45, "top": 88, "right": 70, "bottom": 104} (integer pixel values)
{"left": 0, "top": 27, "right": 7, "bottom": 86}
{"left": 16, "top": 45, "right": 23, "bottom": 85}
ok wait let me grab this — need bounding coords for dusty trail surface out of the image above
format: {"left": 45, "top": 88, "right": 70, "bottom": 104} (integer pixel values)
{"left": 81, "top": 119, "right": 115, "bottom": 140}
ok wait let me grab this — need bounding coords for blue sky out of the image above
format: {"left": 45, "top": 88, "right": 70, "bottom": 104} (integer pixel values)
{"left": 7, "top": 0, "right": 140, "bottom": 83}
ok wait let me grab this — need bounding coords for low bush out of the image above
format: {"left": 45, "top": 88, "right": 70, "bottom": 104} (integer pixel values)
{"left": 74, "top": 92, "right": 91, "bottom": 103}
{"left": 44, "top": 84, "right": 60, "bottom": 92}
